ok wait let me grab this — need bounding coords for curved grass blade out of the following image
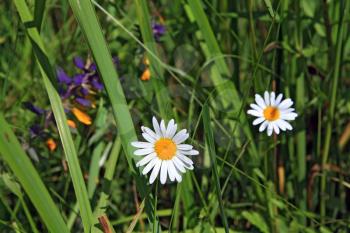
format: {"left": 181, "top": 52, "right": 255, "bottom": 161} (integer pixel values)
{"left": 13, "top": 1, "right": 94, "bottom": 232}
{"left": 185, "top": 0, "right": 258, "bottom": 160}
{"left": 67, "top": 0, "right": 160, "bottom": 229}
{"left": 0, "top": 114, "right": 69, "bottom": 233}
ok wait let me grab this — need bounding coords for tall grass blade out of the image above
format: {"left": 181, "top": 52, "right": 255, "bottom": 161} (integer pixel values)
{"left": 203, "top": 103, "right": 229, "bottom": 232}
{"left": 13, "top": 1, "right": 95, "bottom": 231}
{"left": 320, "top": 0, "right": 349, "bottom": 222}
{"left": 0, "top": 114, "right": 69, "bottom": 233}
{"left": 67, "top": 0, "right": 160, "bottom": 229}
{"left": 34, "top": 0, "right": 46, "bottom": 31}
{"left": 95, "top": 136, "right": 122, "bottom": 215}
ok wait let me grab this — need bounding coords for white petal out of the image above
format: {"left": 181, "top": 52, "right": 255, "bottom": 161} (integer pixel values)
{"left": 160, "top": 161, "right": 168, "bottom": 184}
{"left": 168, "top": 124, "right": 178, "bottom": 139}
{"left": 172, "top": 157, "right": 186, "bottom": 173}
{"left": 177, "top": 153, "right": 194, "bottom": 167}
{"left": 270, "top": 92, "right": 276, "bottom": 106}
{"left": 167, "top": 161, "right": 176, "bottom": 181}
{"left": 247, "top": 110, "right": 263, "bottom": 117}
{"left": 253, "top": 117, "right": 265, "bottom": 125}
{"left": 173, "top": 129, "right": 189, "bottom": 144}
{"left": 178, "top": 149, "right": 199, "bottom": 156}
{"left": 267, "top": 123, "right": 273, "bottom": 136}
{"left": 149, "top": 160, "right": 162, "bottom": 184}
{"left": 134, "top": 148, "right": 154, "bottom": 156}
{"left": 174, "top": 171, "right": 182, "bottom": 182}
{"left": 165, "top": 119, "right": 175, "bottom": 138}
{"left": 273, "top": 123, "right": 280, "bottom": 135}
{"left": 136, "top": 153, "right": 156, "bottom": 167}
{"left": 278, "top": 120, "right": 293, "bottom": 130}
{"left": 142, "top": 133, "right": 156, "bottom": 143}
{"left": 275, "top": 94, "right": 283, "bottom": 105}
{"left": 177, "top": 144, "right": 193, "bottom": 150}
{"left": 275, "top": 120, "right": 286, "bottom": 131}
{"left": 264, "top": 91, "right": 270, "bottom": 106}
{"left": 160, "top": 120, "right": 167, "bottom": 137}
{"left": 278, "top": 98, "right": 293, "bottom": 109}
{"left": 183, "top": 163, "right": 194, "bottom": 170}
{"left": 142, "top": 127, "right": 159, "bottom": 140}
{"left": 280, "top": 108, "right": 295, "bottom": 114}
{"left": 152, "top": 117, "right": 162, "bottom": 136}
{"left": 259, "top": 121, "right": 268, "bottom": 132}
{"left": 250, "top": 103, "right": 262, "bottom": 111}
{"left": 168, "top": 161, "right": 182, "bottom": 182}
{"left": 131, "top": 141, "right": 154, "bottom": 148}
{"left": 255, "top": 94, "right": 266, "bottom": 108}
{"left": 280, "top": 112, "right": 298, "bottom": 120}
{"left": 142, "top": 158, "right": 158, "bottom": 175}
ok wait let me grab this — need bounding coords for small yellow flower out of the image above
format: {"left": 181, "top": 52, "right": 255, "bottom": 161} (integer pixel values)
{"left": 143, "top": 56, "right": 150, "bottom": 66}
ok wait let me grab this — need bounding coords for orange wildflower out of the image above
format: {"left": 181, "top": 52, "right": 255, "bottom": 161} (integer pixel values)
{"left": 72, "top": 107, "right": 92, "bottom": 125}
{"left": 141, "top": 68, "right": 151, "bottom": 81}
{"left": 67, "top": 119, "right": 77, "bottom": 128}
{"left": 46, "top": 138, "right": 57, "bottom": 152}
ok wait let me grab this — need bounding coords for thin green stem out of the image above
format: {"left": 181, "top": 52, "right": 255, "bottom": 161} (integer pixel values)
{"left": 320, "top": 0, "right": 349, "bottom": 223}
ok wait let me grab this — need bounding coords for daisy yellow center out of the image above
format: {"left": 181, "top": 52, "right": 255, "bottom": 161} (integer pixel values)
{"left": 263, "top": 106, "right": 280, "bottom": 121}
{"left": 154, "top": 138, "right": 177, "bottom": 160}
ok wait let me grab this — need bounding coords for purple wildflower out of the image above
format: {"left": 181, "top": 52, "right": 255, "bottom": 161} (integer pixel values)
{"left": 73, "top": 74, "right": 86, "bottom": 85}
{"left": 29, "top": 124, "right": 43, "bottom": 138}
{"left": 75, "top": 97, "right": 91, "bottom": 107}
{"left": 90, "top": 76, "right": 103, "bottom": 90}
{"left": 89, "top": 63, "right": 97, "bottom": 71}
{"left": 74, "top": 56, "right": 86, "bottom": 70}
{"left": 56, "top": 67, "right": 72, "bottom": 85}
{"left": 23, "top": 102, "right": 45, "bottom": 115}
{"left": 152, "top": 22, "right": 166, "bottom": 41}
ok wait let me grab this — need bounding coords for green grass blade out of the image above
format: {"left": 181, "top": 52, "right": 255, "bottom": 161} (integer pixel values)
{"left": 320, "top": 0, "right": 349, "bottom": 222}
{"left": 1, "top": 174, "right": 39, "bottom": 233}
{"left": 203, "top": 103, "right": 229, "bottom": 233}
{"left": 94, "top": 136, "right": 122, "bottom": 216}
{"left": 67, "top": 0, "right": 135, "bottom": 172}
{"left": 295, "top": 73, "right": 306, "bottom": 224}
{"left": 88, "top": 142, "right": 105, "bottom": 198}
{"left": 67, "top": 0, "right": 160, "bottom": 228}
{"left": 34, "top": 0, "right": 46, "bottom": 31}
{"left": 0, "top": 114, "right": 69, "bottom": 233}
{"left": 42, "top": 54, "right": 95, "bottom": 232}
{"left": 13, "top": 1, "right": 95, "bottom": 232}
{"left": 263, "top": 0, "right": 280, "bottom": 20}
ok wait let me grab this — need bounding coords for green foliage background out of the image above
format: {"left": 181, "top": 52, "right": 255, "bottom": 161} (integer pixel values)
{"left": 0, "top": 0, "right": 350, "bottom": 232}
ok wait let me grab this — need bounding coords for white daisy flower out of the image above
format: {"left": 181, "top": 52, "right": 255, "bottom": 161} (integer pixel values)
{"left": 247, "top": 91, "right": 298, "bottom": 136}
{"left": 131, "top": 117, "right": 199, "bottom": 184}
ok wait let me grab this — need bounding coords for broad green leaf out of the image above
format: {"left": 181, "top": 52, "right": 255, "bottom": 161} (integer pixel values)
{"left": 0, "top": 114, "right": 69, "bottom": 233}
